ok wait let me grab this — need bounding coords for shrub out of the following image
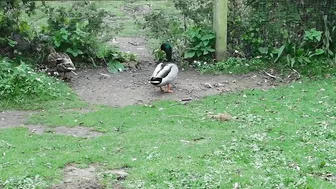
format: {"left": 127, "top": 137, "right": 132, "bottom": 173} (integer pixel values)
{"left": 0, "top": 1, "right": 38, "bottom": 57}
{"left": 0, "top": 58, "right": 73, "bottom": 103}
{"left": 41, "top": 2, "right": 108, "bottom": 59}
{"left": 38, "top": 1, "right": 135, "bottom": 71}
{"left": 183, "top": 27, "right": 215, "bottom": 61}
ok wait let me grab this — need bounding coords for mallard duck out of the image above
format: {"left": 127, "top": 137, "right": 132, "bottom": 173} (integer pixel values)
{"left": 150, "top": 43, "right": 179, "bottom": 93}
{"left": 47, "top": 46, "right": 76, "bottom": 80}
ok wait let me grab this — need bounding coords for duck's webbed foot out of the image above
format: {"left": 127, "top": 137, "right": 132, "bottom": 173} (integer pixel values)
{"left": 165, "top": 83, "right": 174, "bottom": 93}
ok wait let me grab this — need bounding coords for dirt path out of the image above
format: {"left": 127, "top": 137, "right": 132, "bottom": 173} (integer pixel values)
{"left": 70, "top": 36, "right": 279, "bottom": 107}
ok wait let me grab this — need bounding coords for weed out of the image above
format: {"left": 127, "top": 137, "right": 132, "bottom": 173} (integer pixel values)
{"left": 197, "top": 57, "right": 265, "bottom": 74}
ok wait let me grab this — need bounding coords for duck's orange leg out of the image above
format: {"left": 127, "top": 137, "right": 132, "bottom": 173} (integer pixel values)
{"left": 165, "top": 83, "right": 174, "bottom": 93}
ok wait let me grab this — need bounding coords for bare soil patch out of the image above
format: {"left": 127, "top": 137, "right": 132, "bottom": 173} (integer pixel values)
{"left": 70, "top": 63, "right": 280, "bottom": 107}
{"left": 50, "top": 164, "right": 127, "bottom": 189}
{"left": 0, "top": 110, "right": 35, "bottom": 128}
{"left": 50, "top": 165, "right": 103, "bottom": 189}
{"left": 71, "top": 36, "right": 285, "bottom": 107}
{"left": 25, "top": 125, "right": 102, "bottom": 138}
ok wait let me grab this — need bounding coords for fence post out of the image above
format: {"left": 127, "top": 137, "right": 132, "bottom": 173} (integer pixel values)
{"left": 213, "top": 0, "right": 217, "bottom": 32}
{"left": 215, "top": 0, "right": 228, "bottom": 61}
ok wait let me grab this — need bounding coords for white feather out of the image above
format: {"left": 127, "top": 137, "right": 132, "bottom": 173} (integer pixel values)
{"left": 150, "top": 63, "right": 178, "bottom": 87}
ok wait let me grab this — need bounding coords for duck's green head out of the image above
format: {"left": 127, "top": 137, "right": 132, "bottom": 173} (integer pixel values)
{"left": 160, "top": 43, "right": 172, "bottom": 62}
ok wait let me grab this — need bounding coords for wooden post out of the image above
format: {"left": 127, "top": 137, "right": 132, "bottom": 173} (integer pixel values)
{"left": 213, "top": 0, "right": 217, "bottom": 32}
{"left": 215, "top": 0, "right": 228, "bottom": 61}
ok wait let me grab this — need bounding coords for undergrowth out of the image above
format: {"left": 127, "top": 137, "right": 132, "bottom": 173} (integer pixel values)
{"left": 196, "top": 57, "right": 265, "bottom": 75}
{"left": 0, "top": 58, "right": 83, "bottom": 110}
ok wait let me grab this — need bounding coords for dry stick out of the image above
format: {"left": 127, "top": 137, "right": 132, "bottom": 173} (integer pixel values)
{"left": 263, "top": 70, "right": 278, "bottom": 79}
{"left": 128, "top": 42, "right": 138, "bottom": 46}
{"left": 71, "top": 71, "right": 78, "bottom": 76}
{"left": 290, "top": 68, "right": 301, "bottom": 78}
{"left": 186, "top": 89, "right": 194, "bottom": 95}
{"left": 181, "top": 98, "right": 192, "bottom": 102}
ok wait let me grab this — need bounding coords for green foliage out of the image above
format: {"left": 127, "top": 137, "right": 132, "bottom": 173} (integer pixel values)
{"left": 242, "top": 16, "right": 266, "bottom": 56}
{"left": 143, "top": 9, "right": 185, "bottom": 50}
{"left": 0, "top": 58, "right": 72, "bottom": 103}
{"left": 242, "top": 0, "right": 336, "bottom": 70}
{"left": 143, "top": 1, "right": 216, "bottom": 63}
{"left": 183, "top": 27, "right": 215, "bottom": 61}
{"left": 2, "top": 175, "right": 47, "bottom": 189}
{"left": 153, "top": 49, "right": 167, "bottom": 62}
{"left": 0, "top": 1, "right": 38, "bottom": 56}
{"left": 322, "top": 15, "right": 336, "bottom": 61}
{"left": 42, "top": 2, "right": 106, "bottom": 58}
{"left": 107, "top": 60, "right": 125, "bottom": 74}
{"left": 40, "top": 2, "right": 134, "bottom": 68}
{"left": 258, "top": 28, "right": 327, "bottom": 68}
{"left": 0, "top": 1, "right": 135, "bottom": 72}
{"left": 173, "top": 0, "right": 212, "bottom": 27}
{"left": 197, "top": 58, "right": 265, "bottom": 74}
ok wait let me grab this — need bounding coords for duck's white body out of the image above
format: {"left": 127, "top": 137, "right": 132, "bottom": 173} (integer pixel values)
{"left": 150, "top": 63, "right": 179, "bottom": 92}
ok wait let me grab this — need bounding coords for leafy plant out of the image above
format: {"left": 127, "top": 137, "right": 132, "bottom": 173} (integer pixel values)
{"left": 142, "top": 9, "right": 185, "bottom": 53}
{"left": 269, "top": 28, "right": 325, "bottom": 67}
{"left": 322, "top": 15, "right": 336, "bottom": 64}
{"left": 173, "top": 0, "right": 213, "bottom": 27}
{"left": 183, "top": 27, "right": 215, "bottom": 61}
{"left": 41, "top": 2, "right": 107, "bottom": 62}
{"left": 0, "top": 1, "right": 38, "bottom": 57}
{"left": 153, "top": 49, "right": 167, "bottom": 62}
{"left": 0, "top": 58, "right": 72, "bottom": 103}
{"left": 34, "top": 1, "right": 135, "bottom": 71}
{"left": 2, "top": 175, "right": 47, "bottom": 189}
{"left": 107, "top": 60, "right": 125, "bottom": 74}
{"left": 304, "top": 28, "right": 322, "bottom": 43}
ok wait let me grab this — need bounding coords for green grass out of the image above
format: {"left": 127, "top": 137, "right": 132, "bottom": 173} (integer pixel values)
{"left": 0, "top": 97, "right": 87, "bottom": 111}
{"left": 1, "top": 77, "right": 335, "bottom": 188}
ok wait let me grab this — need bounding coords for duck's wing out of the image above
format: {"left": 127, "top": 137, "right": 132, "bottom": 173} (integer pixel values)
{"left": 57, "top": 58, "right": 76, "bottom": 71}
{"left": 47, "top": 52, "right": 71, "bottom": 65}
{"left": 161, "top": 64, "right": 178, "bottom": 83}
{"left": 151, "top": 63, "right": 164, "bottom": 78}
{"left": 156, "top": 65, "right": 172, "bottom": 78}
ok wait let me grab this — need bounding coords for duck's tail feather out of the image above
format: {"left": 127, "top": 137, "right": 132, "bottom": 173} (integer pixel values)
{"left": 150, "top": 77, "right": 162, "bottom": 85}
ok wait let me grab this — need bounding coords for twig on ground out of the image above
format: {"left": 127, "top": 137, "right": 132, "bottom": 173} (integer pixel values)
{"left": 288, "top": 68, "right": 301, "bottom": 79}
{"left": 263, "top": 70, "right": 278, "bottom": 79}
